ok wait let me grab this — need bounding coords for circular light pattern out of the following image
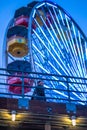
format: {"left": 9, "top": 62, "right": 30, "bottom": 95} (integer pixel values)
{"left": 29, "top": 1, "right": 87, "bottom": 104}
{"left": 3, "top": 1, "right": 87, "bottom": 104}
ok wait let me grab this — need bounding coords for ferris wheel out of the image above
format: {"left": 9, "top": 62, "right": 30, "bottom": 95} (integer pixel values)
{"left": 2, "top": 1, "right": 87, "bottom": 104}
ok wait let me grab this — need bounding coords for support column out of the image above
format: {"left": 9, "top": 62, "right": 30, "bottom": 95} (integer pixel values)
{"left": 45, "top": 123, "right": 51, "bottom": 130}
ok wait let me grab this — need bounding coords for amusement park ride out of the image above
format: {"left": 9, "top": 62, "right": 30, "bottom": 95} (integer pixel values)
{"left": 0, "top": 0, "right": 87, "bottom": 130}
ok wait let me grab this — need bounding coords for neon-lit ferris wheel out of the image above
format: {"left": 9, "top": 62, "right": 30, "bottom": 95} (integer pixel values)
{"left": 2, "top": 1, "right": 87, "bottom": 104}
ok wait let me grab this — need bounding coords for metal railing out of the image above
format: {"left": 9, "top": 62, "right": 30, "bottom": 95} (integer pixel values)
{"left": 0, "top": 68, "right": 87, "bottom": 105}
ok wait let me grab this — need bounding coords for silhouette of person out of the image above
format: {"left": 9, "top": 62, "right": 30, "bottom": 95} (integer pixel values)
{"left": 31, "top": 80, "right": 46, "bottom": 101}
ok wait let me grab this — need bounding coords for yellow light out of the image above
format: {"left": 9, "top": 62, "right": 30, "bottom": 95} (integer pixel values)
{"left": 71, "top": 116, "right": 76, "bottom": 126}
{"left": 11, "top": 110, "right": 16, "bottom": 121}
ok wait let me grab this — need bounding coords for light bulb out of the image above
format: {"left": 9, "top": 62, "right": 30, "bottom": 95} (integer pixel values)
{"left": 11, "top": 110, "right": 16, "bottom": 121}
{"left": 71, "top": 116, "right": 76, "bottom": 126}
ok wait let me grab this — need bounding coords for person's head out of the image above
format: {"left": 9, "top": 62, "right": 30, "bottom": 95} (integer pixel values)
{"left": 37, "top": 80, "right": 44, "bottom": 86}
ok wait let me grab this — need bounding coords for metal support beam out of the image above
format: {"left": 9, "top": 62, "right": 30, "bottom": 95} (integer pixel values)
{"left": 45, "top": 123, "right": 51, "bottom": 130}
{"left": 0, "top": 97, "right": 87, "bottom": 117}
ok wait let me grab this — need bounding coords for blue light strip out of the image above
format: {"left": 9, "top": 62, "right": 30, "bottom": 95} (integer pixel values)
{"left": 31, "top": 3, "right": 87, "bottom": 103}
{"left": 36, "top": 3, "right": 45, "bottom": 9}
{"left": 54, "top": 10, "right": 80, "bottom": 80}
{"left": 33, "top": 44, "right": 45, "bottom": 58}
{"left": 59, "top": 10, "right": 65, "bottom": 26}
{"left": 53, "top": 8, "right": 69, "bottom": 50}
{"left": 32, "top": 29, "right": 85, "bottom": 101}
{"left": 46, "top": 2, "right": 57, "bottom": 8}
{"left": 78, "top": 31, "right": 86, "bottom": 75}
{"left": 34, "top": 12, "right": 65, "bottom": 59}
{"left": 72, "top": 23, "right": 86, "bottom": 88}
{"left": 33, "top": 29, "right": 68, "bottom": 75}
{"left": 44, "top": 19, "right": 78, "bottom": 77}
{"left": 45, "top": 84, "right": 84, "bottom": 103}
{"left": 48, "top": 61, "right": 61, "bottom": 75}
{"left": 72, "top": 22, "right": 84, "bottom": 76}
{"left": 54, "top": 8, "right": 86, "bottom": 99}
{"left": 52, "top": 8, "right": 80, "bottom": 79}
{"left": 45, "top": 8, "right": 66, "bottom": 57}
{"left": 34, "top": 52, "right": 66, "bottom": 87}
{"left": 32, "top": 39, "right": 69, "bottom": 97}
{"left": 54, "top": 9, "right": 80, "bottom": 77}
{"left": 65, "top": 16, "right": 82, "bottom": 77}
{"left": 34, "top": 51, "right": 68, "bottom": 90}
{"left": 35, "top": 60, "right": 66, "bottom": 98}
{"left": 44, "top": 85, "right": 68, "bottom": 98}
{"left": 34, "top": 12, "right": 73, "bottom": 76}
{"left": 48, "top": 6, "right": 66, "bottom": 48}
{"left": 72, "top": 23, "right": 87, "bottom": 92}
{"left": 32, "top": 9, "right": 36, "bottom": 18}
{"left": 45, "top": 7, "right": 83, "bottom": 87}
{"left": 64, "top": 16, "right": 81, "bottom": 77}
{"left": 64, "top": 15, "right": 86, "bottom": 98}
